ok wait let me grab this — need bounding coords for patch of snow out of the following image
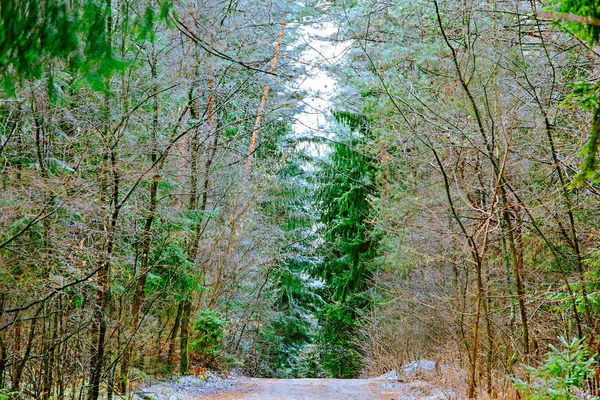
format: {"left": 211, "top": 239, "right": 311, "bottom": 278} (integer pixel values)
{"left": 402, "top": 359, "right": 437, "bottom": 374}
{"left": 389, "top": 379, "right": 460, "bottom": 400}
{"left": 133, "top": 371, "right": 248, "bottom": 400}
{"left": 376, "top": 370, "right": 399, "bottom": 380}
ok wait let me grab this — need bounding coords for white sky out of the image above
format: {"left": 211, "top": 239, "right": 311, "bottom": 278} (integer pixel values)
{"left": 290, "top": 21, "right": 352, "bottom": 150}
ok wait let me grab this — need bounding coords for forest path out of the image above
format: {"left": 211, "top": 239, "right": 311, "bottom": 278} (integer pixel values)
{"left": 203, "top": 377, "right": 435, "bottom": 400}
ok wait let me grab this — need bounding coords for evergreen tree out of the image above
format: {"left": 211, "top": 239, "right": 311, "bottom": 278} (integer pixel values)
{"left": 314, "top": 111, "right": 377, "bottom": 378}
{"left": 252, "top": 121, "right": 323, "bottom": 377}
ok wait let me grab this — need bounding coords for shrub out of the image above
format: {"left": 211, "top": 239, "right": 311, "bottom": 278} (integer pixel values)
{"left": 190, "top": 310, "right": 227, "bottom": 369}
{"left": 512, "top": 336, "right": 597, "bottom": 400}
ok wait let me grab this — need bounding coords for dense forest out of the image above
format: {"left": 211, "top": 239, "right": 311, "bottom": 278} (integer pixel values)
{"left": 2, "top": 0, "right": 600, "bottom": 398}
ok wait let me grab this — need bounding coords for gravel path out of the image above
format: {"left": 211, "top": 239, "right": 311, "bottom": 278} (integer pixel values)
{"left": 134, "top": 374, "right": 455, "bottom": 400}
{"left": 132, "top": 362, "right": 460, "bottom": 400}
{"left": 206, "top": 378, "right": 404, "bottom": 400}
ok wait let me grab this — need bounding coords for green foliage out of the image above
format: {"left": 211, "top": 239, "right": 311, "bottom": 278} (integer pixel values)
{"left": 549, "top": 1, "right": 600, "bottom": 184}
{"left": 255, "top": 129, "right": 322, "bottom": 378}
{"left": 512, "top": 336, "right": 597, "bottom": 399}
{"left": 294, "top": 344, "right": 325, "bottom": 378}
{"left": 256, "top": 120, "right": 289, "bottom": 161}
{"left": 314, "top": 110, "right": 377, "bottom": 378}
{"left": 550, "top": 0, "right": 600, "bottom": 42}
{"left": 582, "top": 250, "right": 600, "bottom": 315}
{"left": 0, "top": 0, "right": 110, "bottom": 94}
{"left": 259, "top": 256, "right": 322, "bottom": 377}
{"left": 147, "top": 239, "right": 200, "bottom": 300}
{"left": 316, "top": 111, "right": 376, "bottom": 293}
{"left": 0, "top": 389, "right": 18, "bottom": 400}
{"left": 0, "top": 0, "right": 171, "bottom": 95}
{"left": 0, "top": 0, "right": 317, "bottom": 395}
{"left": 190, "top": 309, "right": 227, "bottom": 368}
{"left": 318, "top": 302, "right": 363, "bottom": 378}
{"left": 572, "top": 105, "right": 600, "bottom": 184}
{"left": 561, "top": 83, "right": 599, "bottom": 111}
{"left": 0, "top": 0, "right": 76, "bottom": 89}
{"left": 558, "top": 82, "right": 600, "bottom": 183}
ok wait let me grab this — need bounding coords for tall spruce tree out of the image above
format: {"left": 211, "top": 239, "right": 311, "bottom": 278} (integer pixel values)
{"left": 248, "top": 119, "right": 323, "bottom": 377}
{"left": 314, "top": 111, "right": 377, "bottom": 378}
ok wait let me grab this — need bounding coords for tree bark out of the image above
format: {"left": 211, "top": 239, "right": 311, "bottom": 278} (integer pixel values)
{"left": 501, "top": 204, "right": 529, "bottom": 358}
{"left": 167, "top": 302, "right": 183, "bottom": 371}
{"left": 179, "top": 298, "right": 192, "bottom": 374}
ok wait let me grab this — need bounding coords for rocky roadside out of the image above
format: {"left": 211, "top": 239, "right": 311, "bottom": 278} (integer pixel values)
{"left": 133, "top": 371, "right": 249, "bottom": 400}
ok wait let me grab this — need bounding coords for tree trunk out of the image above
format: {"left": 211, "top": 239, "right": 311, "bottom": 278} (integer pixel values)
{"left": 11, "top": 307, "right": 41, "bottom": 394}
{"left": 88, "top": 150, "right": 120, "bottom": 400}
{"left": 179, "top": 298, "right": 192, "bottom": 374}
{"left": 168, "top": 302, "right": 183, "bottom": 371}
{"left": 246, "top": 19, "right": 286, "bottom": 172}
{"left": 502, "top": 203, "right": 529, "bottom": 358}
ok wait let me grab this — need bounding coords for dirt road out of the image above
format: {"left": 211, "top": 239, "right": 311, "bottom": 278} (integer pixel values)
{"left": 134, "top": 371, "right": 449, "bottom": 400}
{"left": 205, "top": 378, "right": 423, "bottom": 400}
